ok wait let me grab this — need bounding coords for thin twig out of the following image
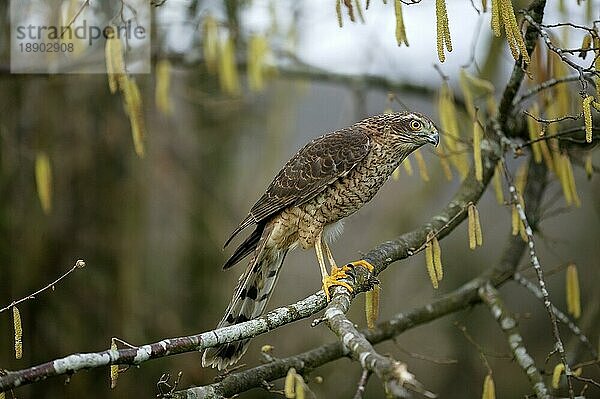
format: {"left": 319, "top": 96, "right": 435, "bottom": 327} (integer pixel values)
{"left": 515, "top": 126, "right": 600, "bottom": 150}
{"left": 352, "top": 369, "right": 372, "bottom": 399}
{"left": 522, "top": 14, "right": 591, "bottom": 91}
{"left": 394, "top": 343, "right": 458, "bottom": 365}
{"left": 523, "top": 110, "right": 583, "bottom": 124}
{"left": 0, "top": 260, "right": 86, "bottom": 314}
{"left": 502, "top": 162, "right": 574, "bottom": 398}
{"left": 59, "top": 0, "right": 90, "bottom": 38}
{"left": 454, "top": 322, "right": 493, "bottom": 375}
{"left": 515, "top": 74, "right": 594, "bottom": 105}
{"left": 513, "top": 273, "right": 598, "bottom": 360}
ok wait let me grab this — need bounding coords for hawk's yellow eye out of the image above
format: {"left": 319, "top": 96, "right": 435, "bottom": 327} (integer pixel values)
{"left": 410, "top": 120, "right": 422, "bottom": 131}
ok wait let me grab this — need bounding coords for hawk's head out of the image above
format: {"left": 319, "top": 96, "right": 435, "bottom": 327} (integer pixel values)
{"left": 383, "top": 111, "right": 440, "bottom": 148}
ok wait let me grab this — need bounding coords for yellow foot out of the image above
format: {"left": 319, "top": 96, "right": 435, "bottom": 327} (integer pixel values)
{"left": 322, "top": 265, "right": 353, "bottom": 301}
{"left": 348, "top": 259, "right": 375, "bottom": 272}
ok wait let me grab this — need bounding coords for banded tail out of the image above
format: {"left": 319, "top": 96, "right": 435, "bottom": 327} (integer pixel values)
{"left": 202, "top": 223, "right": 287, "bottom": 370}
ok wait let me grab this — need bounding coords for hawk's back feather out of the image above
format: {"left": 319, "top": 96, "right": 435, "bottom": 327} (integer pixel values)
{"left": 223, "top": 127, "right": 370, "bottom": 252}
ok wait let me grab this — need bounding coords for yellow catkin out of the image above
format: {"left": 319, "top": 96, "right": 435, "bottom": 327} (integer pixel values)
{"left": 414, "top": 150, "right": 429, "bottom": 182}
{"left": 515, "top": 162, "right": 528, "bottom": 193}
{"left": 104, "top": 31, "right": 117, "bottom": 94}
{"left": 336, "top": 0, "right": 343, "bottom": 28}
{"left": 425, "top": 239, "right": 438, "bottom": 289}
{"left": 247, "top": 35, "right": 269, "bottom": 92}
{"left": 155, "top": 59, "right": 172, "bottom": 115}
{"left": 122, "top": 77, "right": 146, "bottom": 158}
{"left": 585, "top": 154, "right": 593, "bottom": 180}
{"left": 365, "top": 284, "right": 380, "bottom": 329}
{"left": 465, "top": 73, "right": 495, "bottom": 93}
{"left": 460, "top": 69, "right": 476, "bottom": 120}
{"left": 468, "top": 204, "right": 482, "bottom": 249}
{"left": 563, "top": 153, "right": 581, "bottom": 208}
{"left": 486, "top": 94, "right": 497, "bottom": 118}
{"left": 436, "top": 148, "right": 453, "bottom": 180}
{"left": 511, "top": 204, "right": 519, "bottom": 236}
{"left": 566, "top": 263, "right": 581, "bottom": 319}
{"left": 218, "top": 37, "right": 241, "bottom": 95}
{"left": 529, "top": 112, "right": 554, "bottom": 173}
{"left": 0, "top": 391, "right": 5, "bottom": 399}
{"left": 475, "top": 209, "right": 483, "bottom": 247}
{"left": 594, "top": 36, "right": 600, "bottom": 89}
{"left": 468, "top": 205, "right": 476, "bottom": 249}
{"left": 109, "top": 32, "right": 126, "bottom": 90}
{"left": 555, "top": 152, "right": 581, "bottom": 207}
{"left": 35, "top": 152, "right": 52, "bottom": 214}
{"left": 492, "top": 163, "right": 504, "bottom": 204}
{"left": 482, "top": 374, "right": 495, "bottom": 399}
{"left": 552, "top": 363, "right": 565, "bottom": 389}
{"left": 110, "top": 339, "right": 118, "bottom": 388}
{"left": 394, "top": 0, "right": 409, "bottom": 46}
{"left": 526, "top": 106, "right": 543, "bottom": 164}
{"left": 295, "top": 374, "right": 306, "bottom": 399}
{"left": 556, "top": 152, "right": 573, "bottom": 206}
{"left": 473, "top": 119, "right": 484, "bottom": 182}
{"left": 13, "top": 306, "right": 22, "bottom": 359}
{"left": 203, "top": 15, "right": 219, "bottom": 73}
{"left": 402, "top": 156, "right": 414, "bottom": 176}
{"left": 491, "top": 0, "right": 500, "bottom": 37}
{"left": 462, "top": 70, "right": 496, "bottom": 118}
{"left": 583, "top": 95, "right": 594, "bottom": 143}
{"left": 438, "top": 82, "right": 469, "bottom": 178}
{"left": 442, "top": 4, "right": 452, "bottom": 52}
{"left": 435, "top": 0, "right": 452, "bottom": 62}
{"left": 499, "top": 0, "right": 530, "bottom": 64}
{"left": 552, "top": 54, "right": 570, "bottom": 116}
{"left": 579, "top": 34, "right": 592, "bottom": 59}
{"left": 432, "top": 236, "right": 443, "bottom": 281}
{"left": 354, "top": 0, "right": 365, "bottom": 23}
{"left": 499, "top": 0, "right": 517, "bottom": 59}
{"left": 285, "top": 367, "right": 296, "bottom": 398}
{"left": 513, "top": 21, "right": 530, "bottom": 66}
{"left": 539, "top": 139, "right": 554, "bottom": 173}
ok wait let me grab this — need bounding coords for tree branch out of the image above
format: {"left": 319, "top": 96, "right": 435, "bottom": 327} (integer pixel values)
{"left": 321, "top": 289, "right": 433, "bottom": 398}
{"left": 0, "top": 293, "right": 327, "bottom": 392}
{"left": 479, "top": 283, "right": 550, "bottom": 399}
{"left": 498, "top": 0, "right": 547, "bottom": 132}
{"left": 502, "top": 162, "right": 575, "bottom": 398}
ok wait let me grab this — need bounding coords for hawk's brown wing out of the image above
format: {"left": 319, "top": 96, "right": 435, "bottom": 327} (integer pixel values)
{"left": 224, "top": 127, "right": 371, "bottom": 247}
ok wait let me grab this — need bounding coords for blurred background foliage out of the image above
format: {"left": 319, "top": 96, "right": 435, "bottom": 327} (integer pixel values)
{"left": 0, "top": 0, "right": 599, "bottom": 398}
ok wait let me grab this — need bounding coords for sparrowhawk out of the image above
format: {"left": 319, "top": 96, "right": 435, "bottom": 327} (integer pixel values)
{"left": 203, "top": 111, "right": 439, "bottom": 370}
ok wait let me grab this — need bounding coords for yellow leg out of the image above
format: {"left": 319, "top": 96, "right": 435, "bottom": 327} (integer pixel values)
{"left": 314, "top": 232, "right": 329, "bottom": 282}
{"left": 315, "top": 233, "right": 352, "bottom": 301}
{"left": 321, "top": 236, "right": 338, "bottom": 269}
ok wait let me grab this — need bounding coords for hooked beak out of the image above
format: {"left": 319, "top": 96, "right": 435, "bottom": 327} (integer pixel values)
{"left": 426, "top": 131, "right": 440, "bottom": 146}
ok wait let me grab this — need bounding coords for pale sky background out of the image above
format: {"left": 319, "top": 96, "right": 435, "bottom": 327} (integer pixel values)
{"left": 159, "top": 0, "right": 594, "bottom": 87}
